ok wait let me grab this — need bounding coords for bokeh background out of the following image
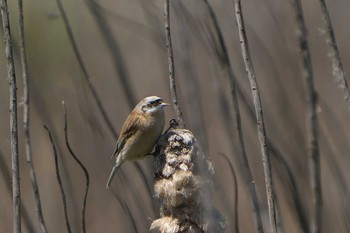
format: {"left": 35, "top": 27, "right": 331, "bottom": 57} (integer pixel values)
{"left": 1, "top": 0, "right": 349, "bottom": 232}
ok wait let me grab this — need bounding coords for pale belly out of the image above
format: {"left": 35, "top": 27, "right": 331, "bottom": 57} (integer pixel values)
{"left": 122, "top": 123, "right": 163, "bottom": 161}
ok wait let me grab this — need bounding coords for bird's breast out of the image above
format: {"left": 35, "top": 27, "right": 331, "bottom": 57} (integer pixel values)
{"left": 122, "top": 112, "right": 165, "bottom": 160}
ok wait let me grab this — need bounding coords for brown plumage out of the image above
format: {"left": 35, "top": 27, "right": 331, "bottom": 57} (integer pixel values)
{"left": 106, "top": 96, "right": 169, "bottom": 188}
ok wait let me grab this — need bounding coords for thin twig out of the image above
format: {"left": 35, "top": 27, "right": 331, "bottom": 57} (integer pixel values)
{"left": 274, "top": 191, "right": 284, "bottom": 233}
{"left": 318, "top": 0, "right": 350, "bottom": 114}
{"left": 164, "top": 0, "right": 186, "bottom": 128}
{"left": 54, "top": 0, "right": 118, "bottom": 140}
{"left": 233, "top": 1, "right": 277, "bottom": 233}
{"left": 44, "top": 125, "right": 72, "bottom": 233}
{"left": 291, "top": 1, "right": 322, "bottom": 232}
{"left": 270, "top": 146, "right": 308, "bottom": 233}
{"left": 236, "top": 76, "right": 308, "bottom": 232}
{"left": 17, "top": 0, "right": 48, "bottom": 232}
{"left": 0, "top": 151, "right": 36, "bottom": 233}
{"left": 231, "top": 31, "right": 307, "bottom": 232}
{"left": 173, "top": 1, "right": 209, "bottom": 152}
{"left": 203, "top": 0, "right": 264, "bottom": 231}
{"left": 0, "top": 0, "right": 21, "bottom": 232}
{"left": 63, "top": 103, "right": 90, "bottom": 233}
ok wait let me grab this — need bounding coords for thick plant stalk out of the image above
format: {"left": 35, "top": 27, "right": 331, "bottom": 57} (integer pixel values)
{"left": 318, "top": 0, "right": 350, "bottom": 114}
{"left": 291, "top": 1, "right": 322, "bottom": 233}
{"left": 164, "top": 0, "right": 186, "bottom": 128}
{"left": 17, "top": 0, "right": 48, "bottom": 232}
{"left": 202, "top": 0, "right": 264, "bottom": 231}
{"left": 233, "top": 1, "right": 277, "bottom": 233}
{"left": 151, "top": 129, "right": 226, "bottom": 233}
{"left": 0, "top": 0, "right": 21, "bottom": 232}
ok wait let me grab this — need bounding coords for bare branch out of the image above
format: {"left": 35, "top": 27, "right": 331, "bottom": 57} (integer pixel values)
{"left": 0, "top": 151, "right": 35, "bottom": 233}
{"left": 231, "top": 54, "right": 307, "bottom": 232}
{"left": 291, "top": 1, "right": 322, "bottom": 232}
{"left": 202, "top": 0, "right": 264, "bottom": 231}
{"left": 44, "top": 125, "right": 72, "bottom": 233}
{"left": 17, "top": 0, "right": 48, "bottom": 232}
{"left": 233, "top": 1, "right": 277, "bottom": 232}
{"left": 270, "top": 146, "right": 308, "bottom": 233}
{"left": 173, "top": 1, "right": 209, "bottom": 152}
{"left": 0, "top": 0, "right": 21, "bottom": 232}
{"left": 63, "top": 103, "right": 90, "bottom": 233}
{"left": 164, "top": 0, "right": 186, "bottom": 128}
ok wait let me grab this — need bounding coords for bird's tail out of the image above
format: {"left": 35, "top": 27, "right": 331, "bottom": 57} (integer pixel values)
{"left": 110, "top": 143, "right": 118, "bottom": 159}
{"left": 106, "top": 158, "right": 123, "bottom": 189}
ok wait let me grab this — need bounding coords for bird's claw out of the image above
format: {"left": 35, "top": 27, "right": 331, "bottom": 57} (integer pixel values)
{"left": 164, "top": 119, "right": 179, "bottom": 134}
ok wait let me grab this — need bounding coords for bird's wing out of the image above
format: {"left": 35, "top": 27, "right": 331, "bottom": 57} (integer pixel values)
{"left": 111, "top": 112, "right": 145, "bottom": 159}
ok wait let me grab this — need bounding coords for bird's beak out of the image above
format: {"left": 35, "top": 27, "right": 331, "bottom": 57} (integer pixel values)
{"left": 161, "top": 102, "right": 170, "bottom": 107}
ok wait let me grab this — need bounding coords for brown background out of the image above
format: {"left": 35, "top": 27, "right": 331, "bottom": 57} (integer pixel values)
{"left": 0, "top": 0, "right": 349, "bottom": 232}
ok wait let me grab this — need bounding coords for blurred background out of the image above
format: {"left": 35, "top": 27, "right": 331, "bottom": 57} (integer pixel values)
{"left": 0, "top": 0, "right": 349, "bottom": 232}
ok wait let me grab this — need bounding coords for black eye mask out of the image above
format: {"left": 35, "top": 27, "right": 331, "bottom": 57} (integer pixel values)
{"left": 148, "top": 99, "right": 162, "bottom": 107}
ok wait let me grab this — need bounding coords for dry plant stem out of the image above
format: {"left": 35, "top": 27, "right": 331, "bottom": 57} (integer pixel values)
{"left": 292, "top": 1, "right": 322, "bottom": 233}
{"left": 44, "top": 125, "right": 72, "bottom": 233}
{"left": 236, "top": 78, "right": 308, "bottom": 232}
{"left": 63, "top": 104, "right": 90, "bottom": 233}
{"left": 203, "top": 0, "right": 264, "bottom": 232}
{"left": 174, "top": 1, "right": 209, "bottom": 152}
{"left": 0, "top": 151, "right": 35, "bottom": 233}
{"left": 269, "top": 146, "right": 308, "bottom": 233}
{"left": 318, "top": 0, "right": 350, "bottom": 113}
{"left": 234, "top": 1, "right": 277, "bottom": 233}
{"left": 54, "top": 0, "right": 118, "bottom": 140}
{"left": 17, "top": 1, "right": 48, "bottom": 232}
{"left": 0, "top": 1, "right": 21, "bottom": 232}
{"left": 164, "top": 0, "right": 186, "bottom": 128}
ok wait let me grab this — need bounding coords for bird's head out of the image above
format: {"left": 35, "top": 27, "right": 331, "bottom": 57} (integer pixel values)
{"left": 136, "top": 96, "right": 169, "bottom": 115}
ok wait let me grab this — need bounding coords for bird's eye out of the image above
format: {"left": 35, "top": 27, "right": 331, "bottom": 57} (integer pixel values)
{"left": 148, "top": 99, "right": 161, "bottom": 107}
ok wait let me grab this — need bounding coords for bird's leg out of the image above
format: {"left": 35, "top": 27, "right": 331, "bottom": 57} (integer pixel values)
{"left": 163, "top": 119, "right": 179, "bottom": 134}
{"left": 149, "top": 119, "right": 179, "bottom": 156}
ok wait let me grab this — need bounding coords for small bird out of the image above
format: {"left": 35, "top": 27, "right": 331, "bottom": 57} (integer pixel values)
{"left": 106, "top": 96, "right": 169, "bottom": 188}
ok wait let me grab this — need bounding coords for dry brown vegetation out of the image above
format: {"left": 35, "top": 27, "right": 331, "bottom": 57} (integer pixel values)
{"left": 0, "top": 0, "right": 350, "bottom": 233}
